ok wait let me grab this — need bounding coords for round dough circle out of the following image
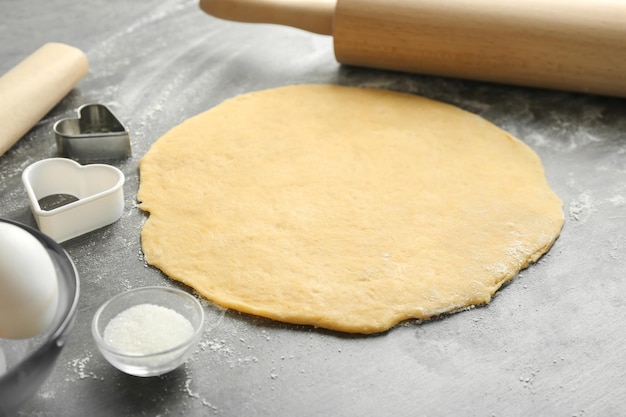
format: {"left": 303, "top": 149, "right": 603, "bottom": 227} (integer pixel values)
{"left": 138, "top": 84, "right": 563, "bottom": 334}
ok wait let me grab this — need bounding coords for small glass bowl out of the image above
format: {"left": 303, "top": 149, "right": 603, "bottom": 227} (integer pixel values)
{"left": 91, "top": 286, "right": 204, "bottom": 377}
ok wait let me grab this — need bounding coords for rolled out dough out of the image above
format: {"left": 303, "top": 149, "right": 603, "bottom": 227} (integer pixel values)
{"left": 138, "top": 84, "right": 563, "bottom": 334}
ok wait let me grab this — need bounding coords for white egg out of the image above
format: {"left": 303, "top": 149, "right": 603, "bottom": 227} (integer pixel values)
{"left": 0, "top": 222, "right": 59, "bottom": 339}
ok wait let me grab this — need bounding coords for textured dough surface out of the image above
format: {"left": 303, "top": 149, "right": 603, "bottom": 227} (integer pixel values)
{"left": 138, "top": 84, "right": 563, "bottom": 334}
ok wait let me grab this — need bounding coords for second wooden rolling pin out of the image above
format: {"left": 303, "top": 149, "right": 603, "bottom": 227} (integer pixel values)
{"left": 0, "top": 43, "right": 89, "bottom": 157}
{"left": 199, "top": 0, "right": 626, "bottom": 97}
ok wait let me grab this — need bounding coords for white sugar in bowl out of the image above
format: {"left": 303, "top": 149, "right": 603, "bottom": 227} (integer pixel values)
{"left": 92, "top": 286, "right": 205, "bottom": 377}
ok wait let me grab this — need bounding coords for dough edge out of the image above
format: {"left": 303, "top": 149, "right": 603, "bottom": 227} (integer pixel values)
{"left": 138, "top": 84, "right": 564, "bottom": 334}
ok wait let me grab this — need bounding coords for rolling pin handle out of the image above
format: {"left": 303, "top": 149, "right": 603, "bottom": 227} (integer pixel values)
{"left": 200, "top": 0, "right": 626, "bottom": 98}
{"left": 199, "top": 0, "right": 336, "bottom": 35}
{"left": 0, "top": 43, "right": 89, "bottom": 157}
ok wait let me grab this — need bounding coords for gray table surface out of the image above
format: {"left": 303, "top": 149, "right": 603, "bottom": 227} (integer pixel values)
{"left": 1, "top": 1, "right": 626, "bottom": 416}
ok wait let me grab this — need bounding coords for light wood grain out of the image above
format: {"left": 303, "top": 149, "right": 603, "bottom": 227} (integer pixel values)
{"left": 334, "top": 0, "right": 626, "bottom": 96}
{"left": 200, "top": 0, "right": 626, "bottom": 97}
{"left": 0, "top": 43, "right": 89, "bottom": 156}
{"left": 199, "top": 0, "right": 335, "bottom": 35}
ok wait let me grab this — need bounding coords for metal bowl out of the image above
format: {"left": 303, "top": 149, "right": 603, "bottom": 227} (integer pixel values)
{"left": 0, "top": 218, "right": 80, "bottom": 416}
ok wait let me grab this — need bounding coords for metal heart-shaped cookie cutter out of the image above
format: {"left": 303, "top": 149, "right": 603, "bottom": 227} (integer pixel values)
{"left": 53, "top": 104, "right": 131, "bottom": 161}
{"left": 22, "top": 158, "right": 125, "bottom": 242}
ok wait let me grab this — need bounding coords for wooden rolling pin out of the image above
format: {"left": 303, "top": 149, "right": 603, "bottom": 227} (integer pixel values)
{"left": 199, "top": 0, "right": 626, "bottom": 97}
{"left": 0, "top": 43, "right": 89, "bottom": 157}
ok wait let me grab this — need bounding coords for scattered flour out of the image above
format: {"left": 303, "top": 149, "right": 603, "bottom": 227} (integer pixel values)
{"left": 67, "top": 352, "right": 102, "bottom": 381}
{"left": 38, "top": 390, "right": 56, "bottom": 400}
{"left": 568, "top": 192, "right": 596, "bottom": 222}
{"left": 607, "top": 194, "right": 626, "bottom": 207}
{"left": 183, "top": 375, "right": 218, "bottom": 413}
{"left": 568, "top": 191, "right": 626, "bottom": 223}
{"left": 198, "top": 339, "right": 233, "bottom": 356}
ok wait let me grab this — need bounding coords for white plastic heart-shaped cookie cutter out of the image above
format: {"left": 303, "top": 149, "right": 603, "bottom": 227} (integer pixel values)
{"left": 22, "top": 158, "right": 125, "bottom": 242}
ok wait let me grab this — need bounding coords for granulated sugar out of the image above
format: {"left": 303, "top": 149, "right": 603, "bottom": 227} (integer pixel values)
{"left": 103, "top": 304, "right": 193, "bottom": 354}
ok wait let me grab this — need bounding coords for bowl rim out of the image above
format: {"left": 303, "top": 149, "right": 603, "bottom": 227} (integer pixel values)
{"left": 0, "top": 217, "right": 81, "bottom": 382}
{"left": 91, "top": 286, "right": 205, "bottom": 359}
